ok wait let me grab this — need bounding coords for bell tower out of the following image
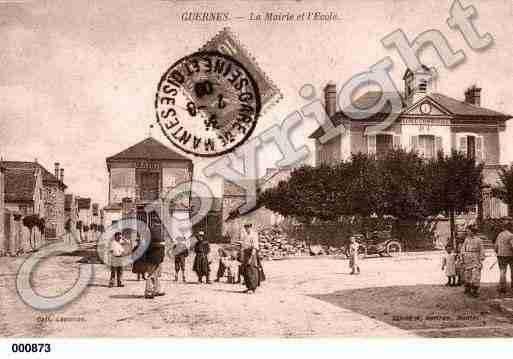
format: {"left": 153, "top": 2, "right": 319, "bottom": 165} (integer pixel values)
{"left": 403, "top": 65, "right": 434, "bottom": 106}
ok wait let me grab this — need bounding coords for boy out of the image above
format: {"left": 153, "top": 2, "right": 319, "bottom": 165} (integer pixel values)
{"left": 109, "top": 232, "right": 126, "bottom": 288}
{"left": 173, "top": 237, "right": 189, "bottom": 282}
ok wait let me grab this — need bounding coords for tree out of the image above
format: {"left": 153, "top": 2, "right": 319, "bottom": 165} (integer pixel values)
{"left": 376, "top": 149, "right": 429, "bottom": 221}
{"left": 426, "top": 150, "right": 483, "bottom": 245}
{"left": 22, "top": 214, "right": 40, "bottom": 250}
{"left": 492, "top": 163, "right": 513, "bottom": 216}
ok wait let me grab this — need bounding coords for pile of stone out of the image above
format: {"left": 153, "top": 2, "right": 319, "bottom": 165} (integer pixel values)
{"left": 258, "top": 227, "right": 347, "bottom": 260}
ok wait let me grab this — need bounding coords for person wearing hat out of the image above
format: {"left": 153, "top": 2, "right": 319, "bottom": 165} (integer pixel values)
{"left": 495, "top": 217, "right": 513, "bottom": 294}
{"left": 192, "top": 231, "right": 211, "bottom": 284}
{"left": 461, "top": 225, "right": 485, "bottom": 297}
{"left": 143, "top": 211, "right": 166, "bottom": 299}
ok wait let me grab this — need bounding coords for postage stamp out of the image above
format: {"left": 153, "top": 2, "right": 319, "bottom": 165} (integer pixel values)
{"left": 200, "top": 27, "right": 283, "bottom": 114}
{"left": 155, "top": 51, "right": 261, "bottom": 157}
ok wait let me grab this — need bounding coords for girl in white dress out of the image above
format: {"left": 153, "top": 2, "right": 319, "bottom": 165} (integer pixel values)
{"left": 442, "top": 246, "right": 457, "bottom": 286}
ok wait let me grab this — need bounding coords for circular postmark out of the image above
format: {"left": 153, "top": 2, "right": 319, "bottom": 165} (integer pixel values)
{"left": 155, "top": 51, "right": 261, "bottom": 157}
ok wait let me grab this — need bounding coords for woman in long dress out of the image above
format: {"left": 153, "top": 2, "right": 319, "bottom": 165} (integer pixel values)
{"left": 242, "top": 246, "right": 260, "bottom": 293}
{"left": 192, "top": 231, "right": 211, "bottom": 284}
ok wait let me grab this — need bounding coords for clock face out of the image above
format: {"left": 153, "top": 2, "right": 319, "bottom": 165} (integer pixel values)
{"left": 420, "top": 102, "right": 432, "bottom": 114}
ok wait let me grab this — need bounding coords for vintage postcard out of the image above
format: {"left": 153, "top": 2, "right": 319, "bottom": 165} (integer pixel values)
{"left": 1, "top": 0, "right": 513, "bottom": 350}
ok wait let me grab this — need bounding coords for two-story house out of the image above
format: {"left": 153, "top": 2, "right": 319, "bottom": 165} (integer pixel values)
{"left": 104, "top": 136, "right": 194, "bottom": 225}
{"left": 1, "top": 161, "right": 67, "bottom": 239}
{"left": 310, "top": 66, "right": 512, "bottom": 219}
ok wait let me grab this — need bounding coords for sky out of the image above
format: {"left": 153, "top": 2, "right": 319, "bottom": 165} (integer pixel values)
{"left": 1, "top": 0, "right": 512, "bottom": 205}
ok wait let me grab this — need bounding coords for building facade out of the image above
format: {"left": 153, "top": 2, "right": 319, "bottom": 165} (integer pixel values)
{"left": 77, "top": 197, "right": 92, "bottom": 227}
{"left": 1, "top": 161, "right": 67, "bottom": 239}
{"left": 222, "top": 167, "right": 293, "bottom": 240}
{"left": 3, "top": 166, "right": 45, "bottom": 253}
{"left": 310, "top": 66, "right": 512, "bottom": 218}
{"left": 104, "top": 137, "right": 193, "bottom": 227}
{"left": 64, "top": 193, "right": 79, "bottom": 238}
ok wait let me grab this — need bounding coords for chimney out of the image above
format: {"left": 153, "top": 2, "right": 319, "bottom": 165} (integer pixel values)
{"left": 464, "top": 85, "right": 481, "bottom": 106}
{"left": 324, "top": 82, "right": 337, "bottom": 118}
{"left": 54, "top": 162, "right": 60, "bottom": 178}
{"left": 60, "top": 168, "right": 64, "bottom": 183}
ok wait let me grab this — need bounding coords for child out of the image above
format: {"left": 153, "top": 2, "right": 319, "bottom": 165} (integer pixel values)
{"left": 442, "top": 246, "right": 457, "bottom": 286}
{"left": 221, "top": 254, "right": 240, "bottom": 284}
{"left": 349, "top": 236, "right": 361, "bottom": 275}
{"left": 173, "top": 238, "right": 189, "bottom": 282}
{"left": 109, "top": 232, "right": 126, "bottom": 288}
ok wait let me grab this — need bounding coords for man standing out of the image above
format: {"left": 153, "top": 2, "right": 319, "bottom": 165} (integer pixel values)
{"left": 109, "top": 232, "right": 126, "bottom": 288}
{"left": 144, "top": 211, "right": 166, "bottom": 299}
{"left": 495, "top": 218, "right": 513, "bottom": 294}
{"left": 462, "top": 226, "right": 485, "bottom": 297}
{"left": 192, "top": 231, "right": 211, "bottom": 284}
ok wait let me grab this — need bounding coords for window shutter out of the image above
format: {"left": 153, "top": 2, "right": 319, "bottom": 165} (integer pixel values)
{"left": 410, "top": 135, "right": 419, "bottom": 152}
{"left": 459, "top": 135, "right": 467, "bottom": 155}
{"left": 393, "top": 135, "right": 401, "bottom": 149}
{"left": 368, "top": 135, "right": 376, "bottom": 155}
{"left": 476, "top": 136, "right": 484, "bottom": 162}
{"left": 435, "top": 136, "right": 443, "bottom": 156}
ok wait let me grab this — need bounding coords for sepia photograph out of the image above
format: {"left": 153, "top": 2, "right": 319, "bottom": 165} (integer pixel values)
{"left": 1, "top": 0, "right": 513, "bottom": 352}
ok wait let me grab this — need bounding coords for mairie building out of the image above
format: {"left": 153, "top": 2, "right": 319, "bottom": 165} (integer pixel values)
{"left": 104, "top": 137, "right": 193, "bottom": 227}
{"left": 310, "top": 66, "right": 512, "bottom": 219}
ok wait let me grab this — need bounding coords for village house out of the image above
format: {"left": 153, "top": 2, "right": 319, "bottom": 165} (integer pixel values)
{"left": 2, "top": 165, "right": 45, "bottom": 253}
{"left": 76, "top": 197, "right": 92, "bottom": 228}
{"left": 104, "top": 136, "right": 193, "bottom": 227}
{"left": 1, "top": 161, "right": 67, "bottom": 239}
{"left": 309, "top": 66, "right": 512, "bottom": 219}
{"left": 222, "top": 167, "right": 294, "bottom": 240}
{"left": 191, "top": 196, "right": 223, "bottom": 242}
{"left": 64, "top": 193, "right": 79, "bottom": 238}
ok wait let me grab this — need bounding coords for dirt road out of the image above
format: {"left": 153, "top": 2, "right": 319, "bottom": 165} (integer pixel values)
{"left": 1, "top": 245, "right": 512, "bottom": 338}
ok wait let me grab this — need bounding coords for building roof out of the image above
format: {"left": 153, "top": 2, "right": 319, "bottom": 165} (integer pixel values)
{"left": 0, "top": 161, "right": 67, "bottom": 189}
{"left": 309, "top": 90, "right": 512, "bottom": 139}
{"left": 76, "top": 197, "right": 91, "bottom": 210}
{"left": 4, "top": 168, "right": 37, "bottom": 203}
{"left": 106, "top": 137, "right": 192, "bottom": 163}
{"left": 223, "top": 179, "right": 259, "bottom": 197}
{"left": 428, "top": 93, "right": 510, "bottom": 118}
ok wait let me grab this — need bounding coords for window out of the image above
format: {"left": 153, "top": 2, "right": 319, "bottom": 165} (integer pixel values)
{"left": 411, "top": 135, "right": 443, "bottom": 159}
{"left": 459, "top": 134, "right": 483, "bottom": 161}
{"left": 419, "top": 135, "right": 435, "bottom": 159}
{"left": 368, "top": 134, "right": 400, "bottom": 157}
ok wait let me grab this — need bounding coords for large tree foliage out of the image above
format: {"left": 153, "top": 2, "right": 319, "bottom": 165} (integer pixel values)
{"left": 492, "top": 163, "right": 513, "bottom": 216}
{"left": 376, "top": 149, "right": 429, "bottom": 220}
{"left": 424, "top": 150, "right": 483, "bottom": 243}
{"left": 258, "top": 149, "right": 483, "bottom": 245}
